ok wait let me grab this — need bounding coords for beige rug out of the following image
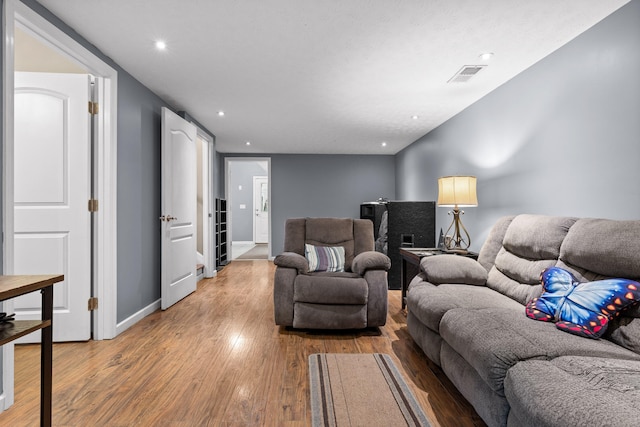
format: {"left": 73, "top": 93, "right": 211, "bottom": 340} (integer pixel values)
{"left": 309, "top": 353, "right": 431, "bottom": 427}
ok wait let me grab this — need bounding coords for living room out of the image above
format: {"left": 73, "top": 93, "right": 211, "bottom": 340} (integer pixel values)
{"left": 0, "top": 0, "right": 639, "bottom": 426}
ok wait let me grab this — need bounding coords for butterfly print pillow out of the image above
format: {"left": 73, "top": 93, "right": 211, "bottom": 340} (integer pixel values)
{"left": 525, "top": 267, "right": 640, "bottom": 339}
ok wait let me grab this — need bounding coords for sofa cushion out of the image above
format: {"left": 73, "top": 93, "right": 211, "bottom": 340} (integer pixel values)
{"left": 477, "top": 215, "right": 514, "bottom": 272}
{"left": 439, "top": 307, "right": 640, "bottom": 395}
{"left": 487, "top": 252, "right": 554, "bottom": 304}
{"left": 294, "top": 273, "right": 367, "bottom": 304}
{"left": 559, "top": 218, "right": 640, "bottom": 280}
{"left": 505, "top": 356, "right": 640, "bottom": 427}
{"left": 486, "top": 215, "right": 578, "bottom": 305}
{"left": 407, "top": 281, "right": 521, "bottom": 333}
{"left": 419, "top": 255, "right": 487, "bottom": 285}
{"left": 305, "top": 218, "right": 356, "bottom": 271}
{"left": 502, "top": 214, "right": 577, "bottom": 260}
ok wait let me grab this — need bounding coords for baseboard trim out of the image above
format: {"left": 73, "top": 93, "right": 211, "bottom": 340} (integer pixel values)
{"left": 115, "top": 299, "right": 161, "bottom": 336}
{"left": 0, "top": 392, "right": 8, "bottom": 413}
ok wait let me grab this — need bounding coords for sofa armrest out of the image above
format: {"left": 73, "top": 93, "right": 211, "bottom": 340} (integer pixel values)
{"left": 352, "top": 251, "right": 391, "bottom": 275}
{"left": 420, "top": 255, "right": 487, "bottom": 285}
{"left": 274, "top": 252, "right": 308, "bottom": 274}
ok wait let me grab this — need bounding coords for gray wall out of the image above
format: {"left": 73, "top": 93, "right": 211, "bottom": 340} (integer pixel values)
{"left": 396, "top": 0, "right": 640, "bottom": 252}
{"left": 222, "top": 154, "right": 396, "bottom": 256}
{"left": 228, "top": 160, "right": 268, "bottom": 242}
{"left": 4, "top": 0, "right": 216, "bottom": 323}
{"left": 116, "top": 73, "right": 167, "bottom": 321}
{"left": 271, "top": 154, "right": 396, "bottom": 256}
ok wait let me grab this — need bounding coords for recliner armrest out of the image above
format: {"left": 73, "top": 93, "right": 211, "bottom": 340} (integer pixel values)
{"left": 274, "top": 252, "right": 308, "bottom": 274}
{"left": 419, "top": 254, "right": 487, "bottom": 286}
{"left": 352, "top": 251, "right": 391, "bottom": 275}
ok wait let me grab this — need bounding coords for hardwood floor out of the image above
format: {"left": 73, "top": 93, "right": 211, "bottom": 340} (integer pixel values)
{"left": 0, "top": 260, "right": 485, "bottom": 426}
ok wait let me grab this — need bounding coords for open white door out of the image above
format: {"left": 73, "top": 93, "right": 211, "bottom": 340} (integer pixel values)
{"left": 161, "top": 107, "right": 197, "bottom": 310}
{"left": 12, "top": 71, "right": 91, "bottom": 342}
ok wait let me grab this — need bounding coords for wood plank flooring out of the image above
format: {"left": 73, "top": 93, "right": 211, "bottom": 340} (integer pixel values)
{"left": 0, "top": 260, "right": 485, "bottom": 426}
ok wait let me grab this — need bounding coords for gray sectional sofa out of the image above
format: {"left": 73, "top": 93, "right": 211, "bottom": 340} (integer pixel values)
{"left": 406, "top": 214, "right": 640, "bottom": 427}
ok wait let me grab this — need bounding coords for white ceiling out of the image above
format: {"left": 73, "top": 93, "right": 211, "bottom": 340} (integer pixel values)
{"left": 35, "top": 0, "right": 630, "bottom": 155}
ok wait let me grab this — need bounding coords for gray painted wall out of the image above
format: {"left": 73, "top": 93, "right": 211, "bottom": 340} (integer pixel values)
{"left": 221, "top": 154, "right": 396, "bottom": 257}
{"left": 270, "top": 154, "right": 396, "bottom": 256}
{"left": 396, "top": 0, "right": 640, "bottom": 252}
{"left": 228, "top": 160, "right": 268, "bottom": 242}
{"left": 116, "top": 74, "right": 167, "bottom": 321}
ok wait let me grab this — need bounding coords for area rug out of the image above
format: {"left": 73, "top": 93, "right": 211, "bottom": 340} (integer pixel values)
{"left": 235, "top": 243, "right": 268, "bottom": 259}
{"left": 309, "top": 353, "right": 431, "bottom": 427}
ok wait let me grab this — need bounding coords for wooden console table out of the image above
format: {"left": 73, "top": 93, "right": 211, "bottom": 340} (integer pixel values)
{"left": 400, "top": 248, "right": 478, "bottom": 310}
{"left": 0, "top": 275, "right": 64, "bottom": 427}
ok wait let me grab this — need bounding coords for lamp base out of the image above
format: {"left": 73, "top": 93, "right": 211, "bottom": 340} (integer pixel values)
{"left": 444, "top": 208, "right": 471, "bottom": 251}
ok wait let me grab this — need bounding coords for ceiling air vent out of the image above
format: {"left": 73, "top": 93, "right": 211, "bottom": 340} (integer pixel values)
{"left": 448, "top": 65, "right": 486, "bottom": 83}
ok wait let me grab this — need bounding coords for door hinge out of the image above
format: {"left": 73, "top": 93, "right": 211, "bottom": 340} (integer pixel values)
{"left": 88, "top": 101, "right": 99, "bottom": 115}
{"left": 88, "top": 199, "right": 99, "bottom": 212}
{"left": 88, "top": 297, "right": 99, "bottom": 311}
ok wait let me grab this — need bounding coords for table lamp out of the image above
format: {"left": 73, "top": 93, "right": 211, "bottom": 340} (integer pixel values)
{"left": 437, "top": 176, "right": 478, "bottom": 252}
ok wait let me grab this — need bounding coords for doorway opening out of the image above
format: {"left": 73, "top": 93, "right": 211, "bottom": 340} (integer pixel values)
{"left": 195, "top": 131, "right": 215, "bottom": 278}
{"left": 225, "top": 158, "right": 271, "bottom": 260}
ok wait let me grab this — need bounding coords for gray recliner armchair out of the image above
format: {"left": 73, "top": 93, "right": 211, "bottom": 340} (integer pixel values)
{"left": 274, "top": 217, "right": 391, "bottom": 329}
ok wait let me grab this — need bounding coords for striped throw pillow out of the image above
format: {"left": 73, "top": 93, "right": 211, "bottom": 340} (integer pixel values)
{"left": 305, "top": 244, "right": 346, "bottom": 272}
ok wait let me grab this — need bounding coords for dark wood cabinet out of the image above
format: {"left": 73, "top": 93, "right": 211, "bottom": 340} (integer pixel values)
{"left": 361, "top": 201, "right": 436, "bottom": 290}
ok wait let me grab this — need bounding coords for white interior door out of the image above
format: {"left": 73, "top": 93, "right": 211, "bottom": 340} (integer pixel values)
{"left": 161, "top": 107, "right": 197, "bottom": 310}
{"left": 253, "top": 176, "right": 268, "bottom": 244}
{"left": 12, "top": 71, "right": 91, "bottom": 342}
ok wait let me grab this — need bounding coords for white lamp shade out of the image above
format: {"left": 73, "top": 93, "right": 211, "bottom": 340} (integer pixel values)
{"left": 437, "top": 176, "right": 478, "bottom": 207}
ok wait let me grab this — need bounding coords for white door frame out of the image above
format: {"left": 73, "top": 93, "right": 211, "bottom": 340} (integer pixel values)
{"left": 1, "top": 0, "right": 118, "bottom": 410}
{"left": 224, "top": 157, "right": 271, "bottom": 259}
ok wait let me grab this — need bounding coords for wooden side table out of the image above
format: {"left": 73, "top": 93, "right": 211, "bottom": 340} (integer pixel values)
{"left": 399, "top": 248, "right": 478, "bottom": 310}
{"left": 0, "top": 275, "right": 64, "bottom": 427}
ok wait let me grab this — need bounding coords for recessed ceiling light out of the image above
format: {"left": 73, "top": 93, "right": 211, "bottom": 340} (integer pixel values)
{"left": 217, "top": 111, "right": 225, "bottom": 117}
{"left": 245, "top": 141, "right": 251, "bottom": 146}
{"left": 381, "top": 142, "right": 387, "bottom": 147}
{"left": 411, "top": 115, "right": 419, "bottom": 120}
{"left": 155, "top": 40, "right": 167, "bottom": 50}
{"left": 479, "top": 52, "right": 494, "bottom": 61}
